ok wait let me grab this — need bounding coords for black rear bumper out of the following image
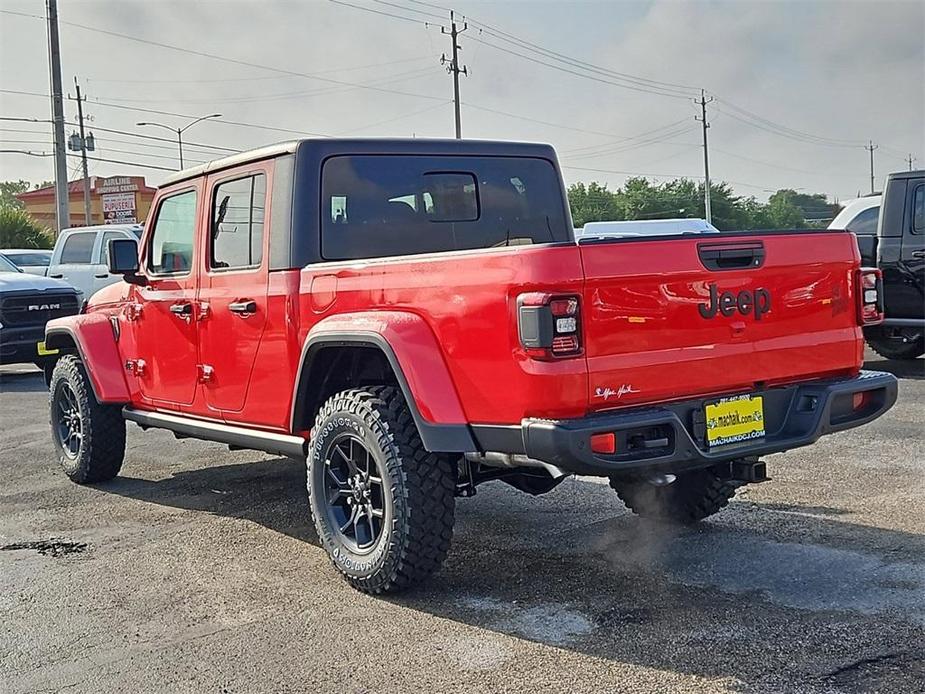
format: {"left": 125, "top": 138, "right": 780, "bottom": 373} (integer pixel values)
{"left": 473, "top": 371, "right": 898, "bottom": 477}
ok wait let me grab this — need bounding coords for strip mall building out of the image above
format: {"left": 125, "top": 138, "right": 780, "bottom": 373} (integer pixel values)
{"left": 16, "top": 176, "right": 156, "bottom": 230}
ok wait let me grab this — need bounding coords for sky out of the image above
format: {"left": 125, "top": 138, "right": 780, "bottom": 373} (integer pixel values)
{"left": 0, "top": 0, "right": 923, "bottom": 203}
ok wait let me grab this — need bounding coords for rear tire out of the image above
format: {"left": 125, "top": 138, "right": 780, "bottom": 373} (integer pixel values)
{"left": 49, "top": 355, "right": 126, "bottom": 484}
{"left": 307, "top": 386, "right": 455, "bottom": 593}
{"left": 610, "top": 468, "right": 739, "bottom": 524}
{"left": 864, "top": 326, "right": 924, "bottom": 360}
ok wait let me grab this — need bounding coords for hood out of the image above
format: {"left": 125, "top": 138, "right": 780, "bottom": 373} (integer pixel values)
{"left": 87, "top": 280, "right": 130, "bottom": 308}
{"left": 0, "top": 271, "right": 80, "bottom": 294}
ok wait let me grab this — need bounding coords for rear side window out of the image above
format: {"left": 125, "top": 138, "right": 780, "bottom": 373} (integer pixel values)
{"left": 210, "top": 174, "right": 266, "bottom": 270}
{"left": 846, "top": 207, "right": 879, "bottom": 235}
{"left": 148, "top": 190, "right": 197, "bottom": 275}
{"left": 59, "top": 232, "right": 95, "bottom": 264}
{"left": 321, "top": 155, "right": 569, "bottom": 260}
{"left": 100, "top": 231, "right": 134, "bottom": 265}
{"left": 913, "top": 184, "right": 924, "bottom": 234}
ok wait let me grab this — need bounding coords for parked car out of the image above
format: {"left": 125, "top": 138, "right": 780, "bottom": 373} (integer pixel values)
{"left": 47, "top": 224, "right": 142, "bottom": 300}
{"left": 0, "top": 252, "right": 81, "bottom": 368}
{"left": 45, "top": 138, "right": 897, "bottom": 594}
{"left": 860, "top": 170, "right": 924, "bottom": 359}
{"left": 0, "top": 248, "right": 53, "bottom": 276}
{"left": 580, "top": 218, "right": 719, "bottom": 239}
{"left": 828, "top": 194, "right": 881, "bottom": 266}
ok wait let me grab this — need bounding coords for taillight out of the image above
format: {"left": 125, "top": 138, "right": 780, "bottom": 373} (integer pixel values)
{"left": 857, "top": 268, "right": 884, "bottom": 325}
{"left": 517, "top": 292, "right": 582, "bottom": 359}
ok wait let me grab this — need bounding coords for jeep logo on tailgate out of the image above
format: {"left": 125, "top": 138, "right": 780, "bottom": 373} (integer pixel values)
{"left": 698, "top": 283, "right": 770, "bottom": 320}
{"left": 29, "top": 303, "right": 61, "bottom": 311}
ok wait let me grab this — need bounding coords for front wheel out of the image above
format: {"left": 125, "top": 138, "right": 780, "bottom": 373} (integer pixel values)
{"left": 49, "top": 355, "right": 126, "bottom": 483}
{"left": 307, "top": 386, "right": 455, "bottom": 594}
{"left": 610, "top": 467, "right": 739, "bottom": 524}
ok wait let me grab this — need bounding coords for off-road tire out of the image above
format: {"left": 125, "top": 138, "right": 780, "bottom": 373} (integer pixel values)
{"left": 307, "top": 386, "right": 455, "bottom": 594}
{"left": 864, "top": 326, "right": 925, "bottom": 360}
{"left": 610, "top": 468, "right": 739, "bottom": 524}
{"left": 49, "top": 355, "right": 126, "bottom": 483}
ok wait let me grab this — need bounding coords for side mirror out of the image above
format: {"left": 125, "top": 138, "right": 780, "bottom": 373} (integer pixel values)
{"left": 108, "top": 238, "right": 146, "bottom": 286}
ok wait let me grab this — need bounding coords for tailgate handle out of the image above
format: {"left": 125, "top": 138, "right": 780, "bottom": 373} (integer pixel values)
{"left": 698, "top": 242, "right": 765, "bottom": 271}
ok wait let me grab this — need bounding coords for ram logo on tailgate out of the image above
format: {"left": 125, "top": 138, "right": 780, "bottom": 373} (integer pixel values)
{"left": 29, "top": 303, "right": 61, "bottom": 311}
{"left": 698, "top": 283, "right": 770, "bottom": 321}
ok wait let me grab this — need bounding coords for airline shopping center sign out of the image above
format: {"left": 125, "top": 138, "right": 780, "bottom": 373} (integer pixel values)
{"left": 98, "top": 177, "right": 139, "bottom": 224}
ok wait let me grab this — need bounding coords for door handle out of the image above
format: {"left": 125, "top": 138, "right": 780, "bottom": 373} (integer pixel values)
{"left": 912, "top": 250, "right": 925, "bottom": 259}
{"left": 169, "top": 302, "right": 193, "bottom": 317}
{"left": 94, "top": 273, "right": 109, "bottom": 279}
{"left": 49, "top": 273, "right": 64, "bottom": 279}
{"left": 228, "top": 299, "right": 257, "bottom": 315}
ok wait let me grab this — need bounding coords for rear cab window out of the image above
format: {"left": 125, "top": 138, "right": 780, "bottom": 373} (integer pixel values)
{"left": 100, "top": 230, "right": 136, "bottom": 266}
{"left": 321, "top": 155, "right": 570, "bottom": 260}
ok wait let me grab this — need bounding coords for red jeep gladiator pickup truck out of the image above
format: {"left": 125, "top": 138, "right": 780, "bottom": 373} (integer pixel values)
{"left": 45, "top": 139, "right": 898, "bottom": 593}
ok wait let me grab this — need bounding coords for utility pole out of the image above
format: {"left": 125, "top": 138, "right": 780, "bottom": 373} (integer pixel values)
{"left": 864, "top": 140, "right": 878, "bottom": 194}
{"left": 46, "top": 0, "right": 69, "bottom": 235}
{"left": 908, "top": 154, "right": 916, "bottom": 171}
{"left": 694, "top": 89, "right": 714, "bottom": 224}
{"left": 441, "top": 10, "right": 467, "bottom": 139}
{"left": 71, "top": 78, "right": 92, "bottom": 225}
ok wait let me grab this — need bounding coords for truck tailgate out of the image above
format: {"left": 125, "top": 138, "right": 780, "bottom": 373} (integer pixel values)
{"left": 580, "top": 231, "right": 863, "bottom": 411}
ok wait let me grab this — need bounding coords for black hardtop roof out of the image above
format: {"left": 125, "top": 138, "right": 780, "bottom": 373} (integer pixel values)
{"left": 159, "top": 138, "right": 559, "bottom": 188}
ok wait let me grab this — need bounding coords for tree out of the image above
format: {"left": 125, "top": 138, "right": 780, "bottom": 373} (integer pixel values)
{"left": 0, "top": 205, "right": 54, "bottom": 249}
{"left": 567, "top": 182, "right": 622, "bottom": 227}
{"left": 0, "top": 179, "right": 53, "bottom": 209}
{"left": 568, "top": 177, "right": 822, "bottom": 231}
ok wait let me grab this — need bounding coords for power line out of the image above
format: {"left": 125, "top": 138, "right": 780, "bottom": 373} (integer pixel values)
{"left": 90, "top": 66, "right": 439, "bottom": 105}
{"left": 86, "top": 55, "right": 431, "bottom": 84}
{"left": 1, "top": 148, "right": 183, "bottom": 172}
{"left": 467, "top": 34, "right": 695, "bottom": 100}
{"left": 0, "top": 9, "right": 444, "bottom": 105}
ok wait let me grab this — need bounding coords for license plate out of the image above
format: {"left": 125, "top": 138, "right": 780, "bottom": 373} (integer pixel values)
{"left": 705, "top": 395, "right": 765, "bottom": 447}
{"left": 37, "top": 341, "right": 59, "bottom": 356}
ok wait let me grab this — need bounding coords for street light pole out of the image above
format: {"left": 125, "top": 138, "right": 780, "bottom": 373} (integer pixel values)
{"left": 137, "top": 113, "right": 221, "bottom": 170}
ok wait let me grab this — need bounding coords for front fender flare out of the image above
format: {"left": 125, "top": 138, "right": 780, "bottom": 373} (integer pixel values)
{"left": 292, "top": 312, "right": 477, "bottom": 453}
{"left": 45, "top": 314, "right": 130, "bottom": 403}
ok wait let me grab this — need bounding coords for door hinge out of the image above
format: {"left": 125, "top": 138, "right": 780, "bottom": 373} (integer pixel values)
{"left": 124, "top": 302, "right": 143, "bottom": 321}
{"left": 197, "top": 364, "right": 214, "bottom": 383}
{"left": 125, "top": 358, "right": 146, "bottom": 377}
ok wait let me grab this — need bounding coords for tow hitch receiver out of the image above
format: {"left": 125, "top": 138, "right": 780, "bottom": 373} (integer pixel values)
{"left": 727, "top": 458, "right": 769, "bottom": 483}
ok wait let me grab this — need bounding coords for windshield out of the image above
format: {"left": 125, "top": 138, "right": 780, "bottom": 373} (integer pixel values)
{"left": 0, "top": 253, "right": 23, "bottom": 272}
{"left": 6, "top": 251, "right": 51, "bottom": 266}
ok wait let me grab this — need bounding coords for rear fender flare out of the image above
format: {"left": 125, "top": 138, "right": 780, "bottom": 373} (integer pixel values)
{"left": 291, "top": 312, "right": 476, "bottom": 453}
{"left": 44, "top": 314, "right": 130, "bottom": 403}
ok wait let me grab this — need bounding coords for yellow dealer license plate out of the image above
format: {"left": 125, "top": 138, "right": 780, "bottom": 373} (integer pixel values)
{"left": 705, "top": 395, "right": 765, "bottom": 447}
{"left": 37, "top": 341, "right": 59, "bottom": 356}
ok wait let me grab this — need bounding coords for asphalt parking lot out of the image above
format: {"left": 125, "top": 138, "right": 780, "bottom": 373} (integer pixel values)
{"left": 1, "top": 352, "right": 923, "bottom": 694}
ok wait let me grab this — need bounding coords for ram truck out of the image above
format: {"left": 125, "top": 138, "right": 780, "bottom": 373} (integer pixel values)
{"left": 44, "top": 139, "right": 898, "bottom": 594}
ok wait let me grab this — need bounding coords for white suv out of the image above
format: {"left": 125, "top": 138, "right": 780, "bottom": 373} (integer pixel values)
{"left": 47, "top": 224, "right": 142, "bottom": 300}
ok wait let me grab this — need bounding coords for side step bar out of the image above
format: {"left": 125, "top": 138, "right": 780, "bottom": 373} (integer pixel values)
{"left": 123, "top": 408, "right": 306, "bottom": 458}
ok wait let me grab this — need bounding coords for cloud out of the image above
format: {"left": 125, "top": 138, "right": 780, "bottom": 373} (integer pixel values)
{"left": 1, "top": 0, "right": 921, "bottom": 203}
